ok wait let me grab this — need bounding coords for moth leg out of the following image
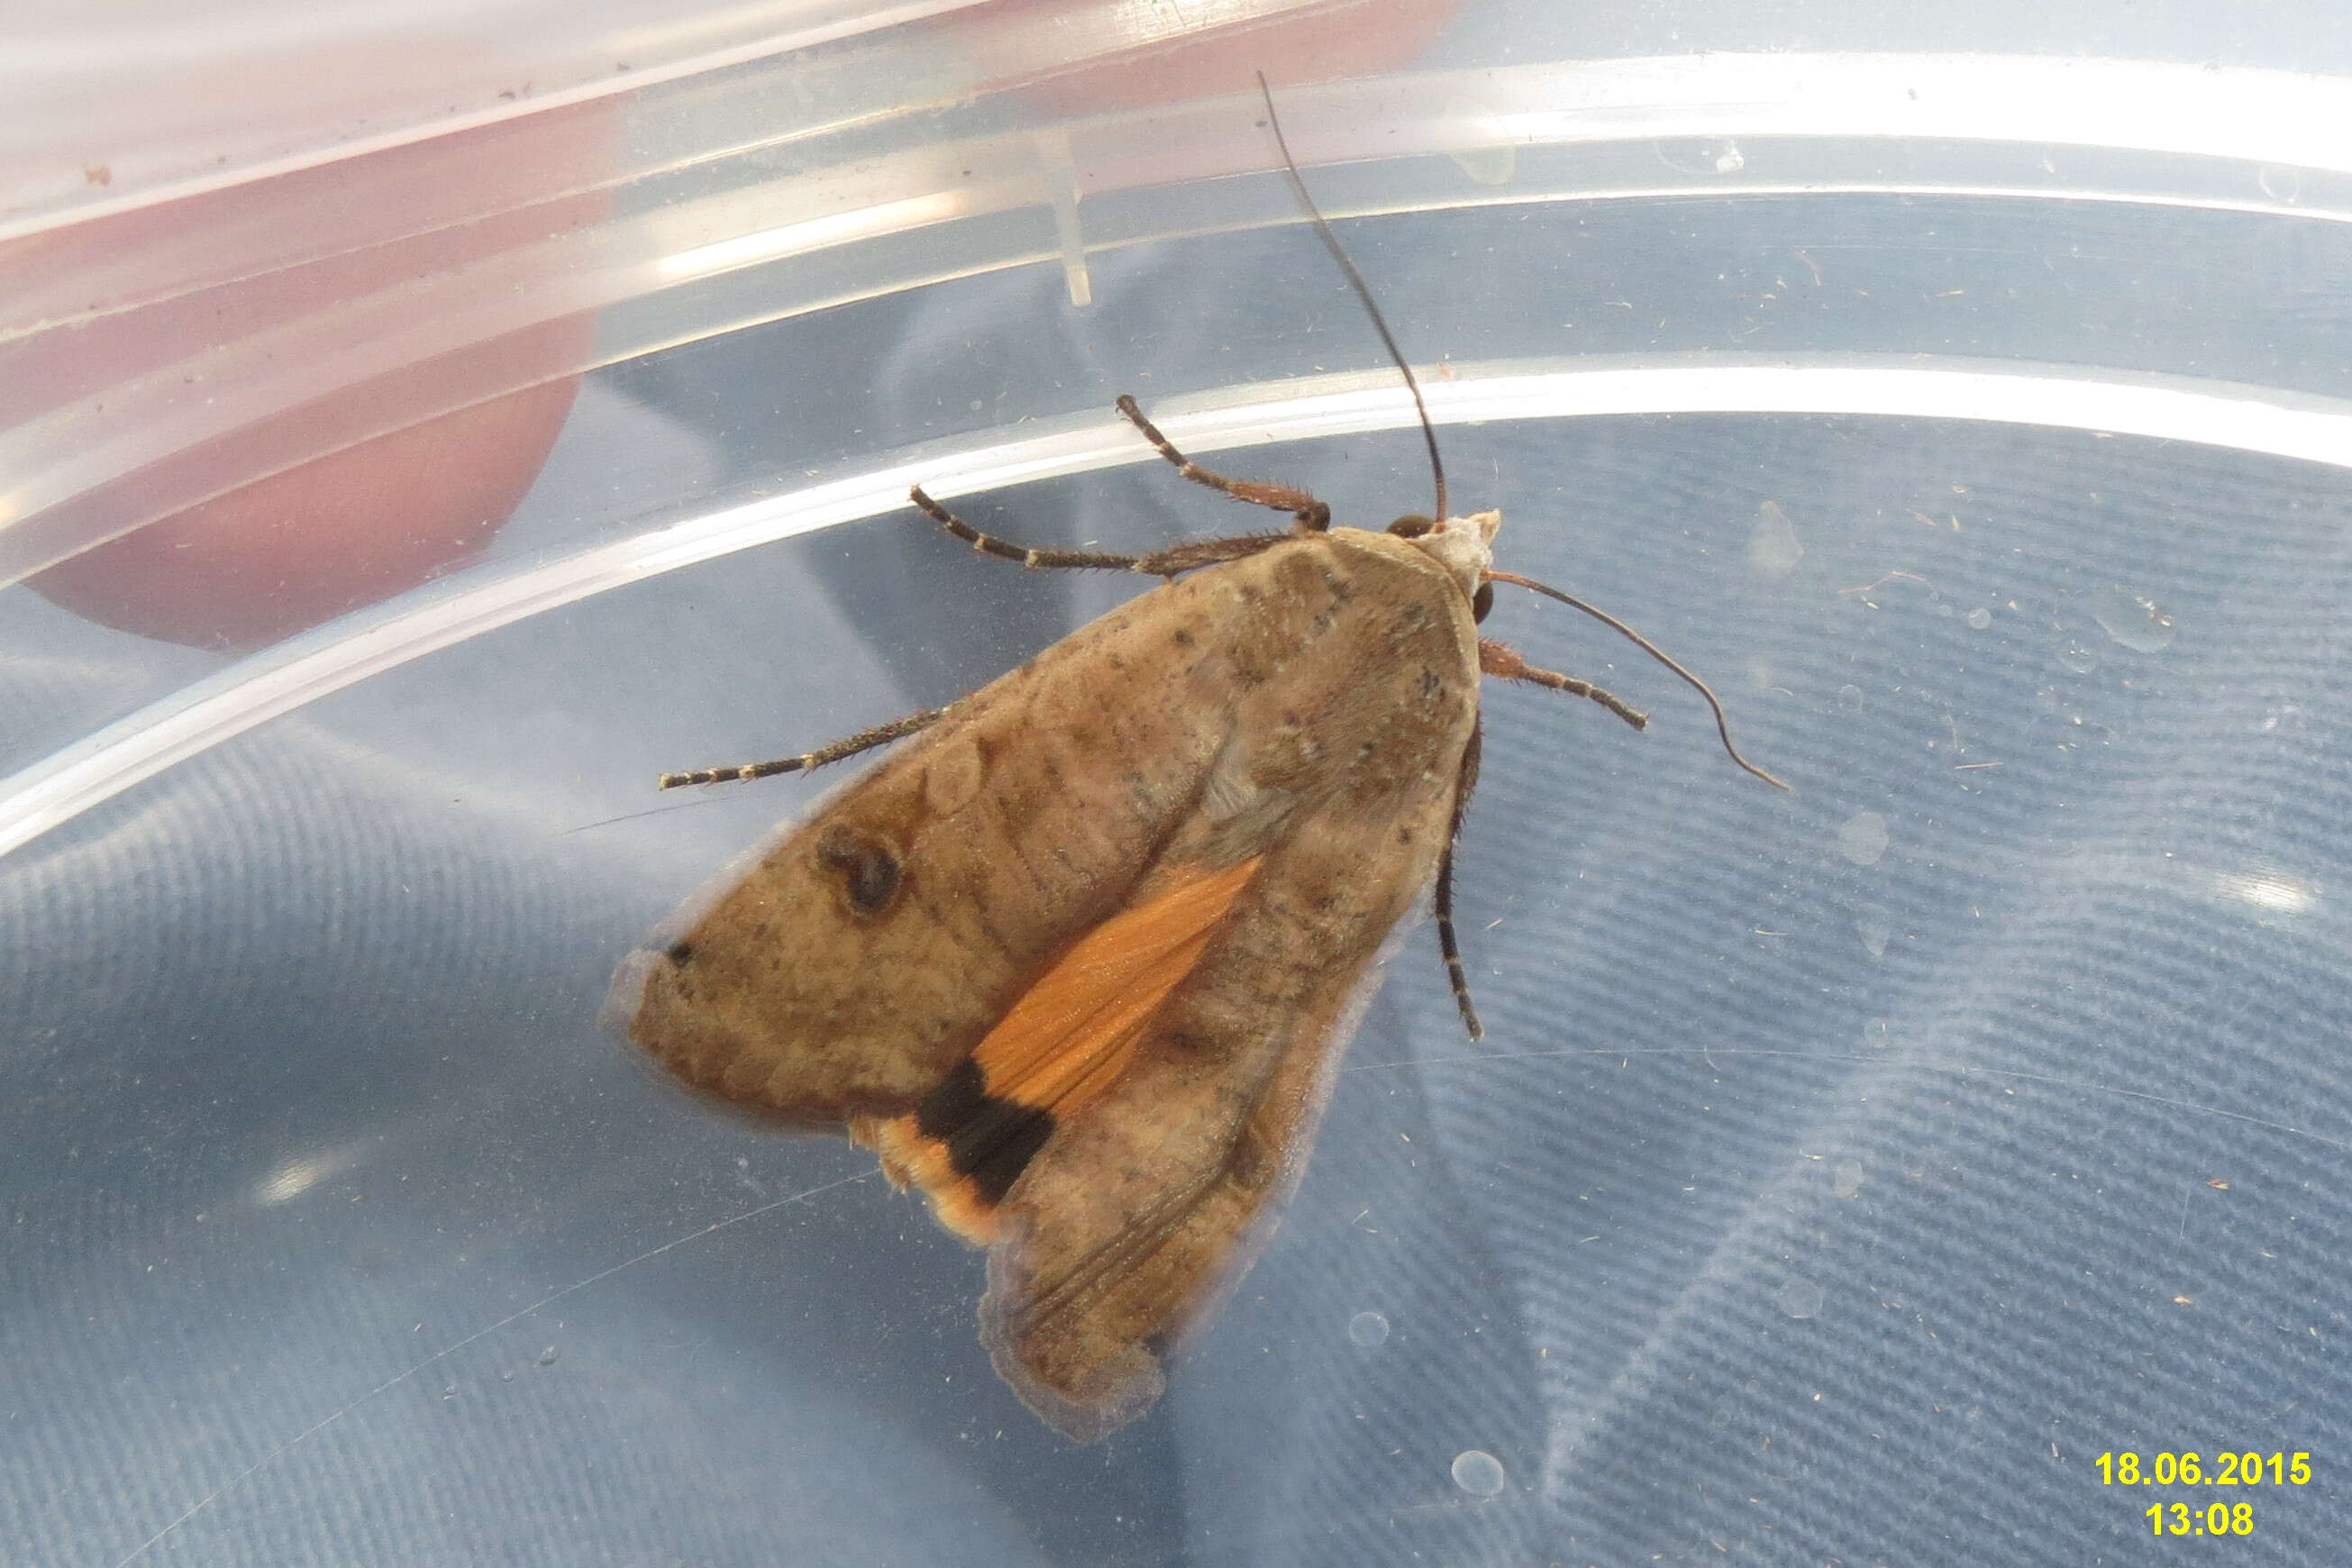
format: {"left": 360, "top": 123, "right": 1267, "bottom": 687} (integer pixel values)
{"left": 658, "top": 707, "right": 947, "bottom": 789}
{"left": 912, "top": 486, "right": 1158, "bottom": 571}
{"left": 1127, "top": 533, "right": 1292, "bottom": 575}
{"left": 1114, "top": 395, "right": 1333, "bottom": 533}
{"left": 1436, "top": 719, "right": 1484, "bottom": 1040}
{"left": 1479, "top": 638, "right": 1648, "bottom": 731}
{"left": 910, "top": 487, "right": 1286, "bottom": 580}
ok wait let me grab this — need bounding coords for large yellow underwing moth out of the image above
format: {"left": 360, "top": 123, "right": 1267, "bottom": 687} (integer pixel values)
{"left": 612, "top": 77, "right": 1783, "bottom": 1442}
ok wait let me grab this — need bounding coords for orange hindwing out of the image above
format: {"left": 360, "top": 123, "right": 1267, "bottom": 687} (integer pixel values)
{"left": 851, "top": 856, "right": 1263, "bottom": 1245}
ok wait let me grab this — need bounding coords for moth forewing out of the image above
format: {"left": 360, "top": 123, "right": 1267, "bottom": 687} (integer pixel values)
{"left": 621, "top": 559, "right": 1272, "bottom": 1124}
{"left": 617, "top": 517, "right": 1491, "bottom": 1439}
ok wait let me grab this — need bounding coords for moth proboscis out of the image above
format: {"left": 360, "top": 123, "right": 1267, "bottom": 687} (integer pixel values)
{"left": 611, "top": 74, "right": 1785, "bottom": 1443}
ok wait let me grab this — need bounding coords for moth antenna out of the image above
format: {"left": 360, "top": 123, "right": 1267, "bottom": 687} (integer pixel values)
{"left": 1254, "top": 71, "right": 1447, "bottom": 523}
{"left": 1486, "top": 570, "right": 1791, "bottom": 791}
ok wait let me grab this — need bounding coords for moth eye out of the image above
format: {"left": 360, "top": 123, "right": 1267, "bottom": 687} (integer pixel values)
{"left": 815, "top": 825, "right": 904, "bottom": 915}
{"left": 663, "top": 939, "right": 696, "bottom": 966}
{"left": 1387, "top": 515, "right": 1436, "bottom": 539}
{"left": 1472, "top": 580, "right": 1494, "bottom": 623}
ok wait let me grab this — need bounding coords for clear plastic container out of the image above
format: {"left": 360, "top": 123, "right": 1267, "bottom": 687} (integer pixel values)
{"left": 8, "top": 2, "right": 2352, "bottom": 1563}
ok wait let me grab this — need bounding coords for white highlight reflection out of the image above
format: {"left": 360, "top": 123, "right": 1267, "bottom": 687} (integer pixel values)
{"left": 656, "top": 193, "right": 968, "bottom": 283}
{"left": 2209, "top": 870, "right": 2320, "bottom": 916}
{"left": 7, "top": 352, "right": 2352, "bottom": 861}
{"left": 252, "top": 1143, "right": 365, "bottom": 1206}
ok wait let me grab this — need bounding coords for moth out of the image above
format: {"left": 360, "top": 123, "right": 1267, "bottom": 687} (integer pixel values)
{"left": 611, "top": 80, "right": 1782, "bottom": 1442}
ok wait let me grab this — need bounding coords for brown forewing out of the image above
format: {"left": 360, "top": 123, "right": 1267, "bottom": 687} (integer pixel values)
{"left": 615, "top": 525, "right": 1481, "bottom": 1436}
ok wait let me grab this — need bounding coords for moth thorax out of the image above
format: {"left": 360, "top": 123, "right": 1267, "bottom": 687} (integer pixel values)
{"left": 1402, "top": 509, "right": 1502, "bottom": 600}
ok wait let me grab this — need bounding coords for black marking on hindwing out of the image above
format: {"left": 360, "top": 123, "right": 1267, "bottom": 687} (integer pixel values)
{"left": 916, "top": 1058, "right": 1057, "bottom": 1205}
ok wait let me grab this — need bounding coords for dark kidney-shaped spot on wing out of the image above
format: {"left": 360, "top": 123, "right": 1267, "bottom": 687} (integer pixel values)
{"left": 816, "top": 824, "right": 904, "bottom": 916}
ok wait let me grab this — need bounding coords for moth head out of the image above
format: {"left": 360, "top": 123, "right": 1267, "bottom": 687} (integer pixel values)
{"left": 1388, "top": 508, "right": 1501, "bottom": 614}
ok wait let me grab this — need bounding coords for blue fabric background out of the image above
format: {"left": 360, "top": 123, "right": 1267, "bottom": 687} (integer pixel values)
{"left": 7, "top": 191, "right": 2350, "bottom": 1565}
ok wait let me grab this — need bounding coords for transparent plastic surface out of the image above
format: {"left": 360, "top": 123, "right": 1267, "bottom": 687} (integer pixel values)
{"left": 8, "top": 4, "right": 2352, "bottom": 1564}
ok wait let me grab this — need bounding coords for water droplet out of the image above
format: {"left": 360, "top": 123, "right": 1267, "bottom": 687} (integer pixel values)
{"left": 1347, "top": 1310, "right": 1390, "bottom": 1347}
{"left": 1776, "top": 1275, "right": 1827, "bottom": 1319}
{"left": 1862, "top": 1016, "right": 1891, "bottom": 1048}
{"left": 536, "top": 1345, "right": 561, "bottom": 1368}
{"left": 2056, "top": 640, "right": 2102, "bottom": 675}
{"left": 1836, "top": 684, "right": 1864, "bottom": 713}
{"left": 1834, "top": 1159, "right": 1866, "bottom": 1199}
{"left": 2259, "top": 164, "right": 2304, "bottom": 203}
{"left": 1747, "top": 498, "right": 1804, "bottom": 578}
{"left": 2089, "top": 584, "right": 2175, "bottom": 652}
{"left": 1931, "top": 601, "right": 1955, "bottom": 618}
{"left": 1451, "top": 1449, "right": 1509, "bottom": 1497}
{"left": 442, "top": 1383, "right": 459, "bottom": 1400}
{"left": 1654, "top": 138, "right": 1745, "bottom": 176}
{"left": 1855, "top": 916, "right": 1891, "bottom": 957}
{"left": 1836, "top": 811, "right": 1890, "bottom": 867}
{"left": 1965, "top": 606, "right": 1992, "bottom": 630}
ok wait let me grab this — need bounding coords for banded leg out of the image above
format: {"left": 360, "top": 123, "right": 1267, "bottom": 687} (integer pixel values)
{"left": 910, "top": 486, "right": 1285, "bottom": 579}
{"left": 1115, "top": 395, "right": 1333, "bottom": 531}
{"left": 1480, "top": 639, "right": 1647, "bottom": 731}
{"left": 1435, "top": 720, "right": 1485, "bottom": 1041}
{"left": 658, "top": 707, "right": 946, "bottom": 789}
